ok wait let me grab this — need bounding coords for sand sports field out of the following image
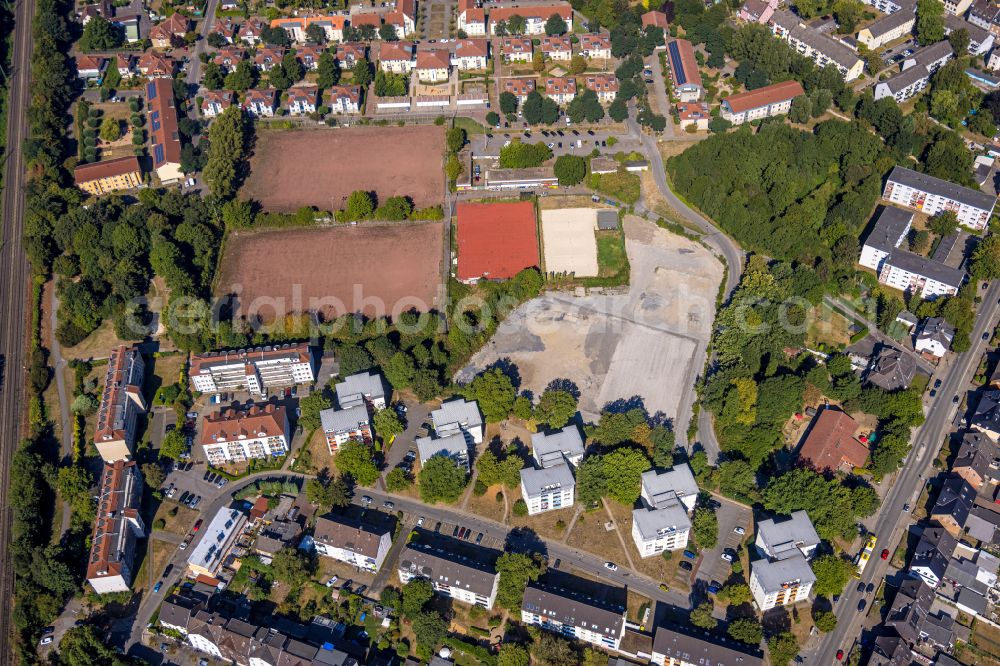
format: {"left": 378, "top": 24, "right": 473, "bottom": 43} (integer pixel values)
{"left": 216, "top": 223, "right": 445, "bottom": 319}
{"left": 540, "top": 208, "right": 600, "bottom": 277}
{"left": 241, "top": 127, "right": 446, "bottom": 213}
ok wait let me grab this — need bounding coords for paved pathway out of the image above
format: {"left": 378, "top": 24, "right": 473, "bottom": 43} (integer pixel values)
{"left": 49, "top": 288, "right": 74, "bottom": 534}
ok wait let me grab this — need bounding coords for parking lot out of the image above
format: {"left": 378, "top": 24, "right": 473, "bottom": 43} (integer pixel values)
{"left": 695, "top": 495, "right": 753, "bottom": 588}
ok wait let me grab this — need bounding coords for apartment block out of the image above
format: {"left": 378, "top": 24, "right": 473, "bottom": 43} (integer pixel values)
{"left": 651, "top": 624, "right": 764, "bottom": 666}
{"left": 749, "top": 554, "right": 816, "bottom": 610}
{"left": 770, "top": 10, "right": 864, "bottom": 80}
{"left": 87, "top": 460, "right": 145, "bottom": 593}
{"left": 187, "top": 506, "right": 248, "bottom": 578}
{"left": 95, "top": 345, "right": 146, "bottom": 463}
{"left": 531, "top": 427, "right": 585, "bottom": 468}
{"left": 200, "top": 404, "right": 289, "bottom": 465}
{"left": 883, "top": 165, "right": 996, "bottom": 231}
{"left": 520, "top": 463, "right": 575, "bottom": 515}
{"left": 666, "top": 39, "right": 703, "bottom": 101}
{"left": 720, "top": 79, "right": 804, "bottom": 124}
{"left": 320, "top": 404, "right": 373, "bottom": 453}
{"left": 74, "top": 155, "right": 143, "bottom": 195}
{"left": 397, "top": 542, "right": 500, "bottom": 608}
{"left": 521, "top": 583, "right": 626, "bottom": 651}
{"left": 190, "top": 344, "right": 315, "bottom": 395}
{"left": 487, "top": 4, "right": 574, "bottom": 35}
{"left": 313, "top": 515, "right": 393, "bottom": 572}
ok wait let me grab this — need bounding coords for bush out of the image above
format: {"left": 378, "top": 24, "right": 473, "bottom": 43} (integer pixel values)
{"left": 512, "top": 499, "right": 528, "bottom": 516}
{"left": 474, "top": 479, "right": 488, "bottom": 496}
{"left": 495, "top": 491, "right": 504, "bottom": 503}
{"left": 153, "top": 518, "right": 166, "bottom": 530}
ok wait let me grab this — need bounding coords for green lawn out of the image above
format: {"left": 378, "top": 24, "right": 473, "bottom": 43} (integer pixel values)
{"left": 453, "top": 116, "right": 485, "bottom": 135}
{"left": 594, "top": 229, "right": 629, "bottom": 281}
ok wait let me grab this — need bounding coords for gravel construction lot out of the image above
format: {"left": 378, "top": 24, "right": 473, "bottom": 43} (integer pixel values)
{"left": 216, "top": 223, "right": 445, "bottom": 319}
{"left": 540, "top": 208, "right": 600, "bottom": 277}
{"left": 457, "top": 216, "right": 723, "bottom": 425}
{"left": 241, "top": 127, "right": 446, "bottom": 213}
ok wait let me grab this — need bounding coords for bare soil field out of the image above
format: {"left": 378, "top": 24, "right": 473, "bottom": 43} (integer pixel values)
{"left": 216, "top": 223, "right": 445, "bottom": 319}
{"left": 241, "top": 127, "right": 446, "bottom": 213}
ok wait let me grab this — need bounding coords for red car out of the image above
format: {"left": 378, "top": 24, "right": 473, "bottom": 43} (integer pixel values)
{"left": 836, "top": 650, "right": 844, "bottom": 661}
{"left": 880, "top": 548, "right": 890, "bottom": 560}
{"left": 193, "top": 519, "right": 203, "bottom": 533}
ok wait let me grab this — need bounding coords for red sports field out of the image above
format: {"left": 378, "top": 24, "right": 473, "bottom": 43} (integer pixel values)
{"left": 456, "top": 201, "right": 539, "bottom": 282}
{"left": 216, "top": 223, "right": 445, "bottom": 319}
{"left": 241, "top": 127, "right": 446, "bottom": 213}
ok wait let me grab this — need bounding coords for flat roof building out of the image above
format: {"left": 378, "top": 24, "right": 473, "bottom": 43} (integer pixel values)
{"left": 749, "top": 553, "right": 816, "bottom": 611}
{"left": 190, "top": 343, "right": 315, "bottom": 396}
{"left": 531, "top": 427, "right": 585, "bottom": 468}
{"left": 334, "top": 371, "right": 387, "bottom": 410}
{"left": 520, "top": 463, "right": 575, "bottom": 515}
{"left": 188, "top": 506, "right": 248, "bottom": 578}
{"left": 755, "top": 510, "right": 821, "bottom": 561}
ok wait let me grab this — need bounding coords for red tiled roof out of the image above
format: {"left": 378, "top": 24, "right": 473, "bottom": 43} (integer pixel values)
{"left": 580, "top": 33, "right": 610, "bottom": 50}
{"left": 502, "top": 37, "right": 532, "bottom": 54}
{"left": 87, "top": 460, "right": 143, "bottom": 582}
{"left": 379, "top": 41, "right": 414, "bottom": 61}
{"left": 456, "top": 201, "right": 539, "bottom": 281}
{"left": 585, "top": 74, "right": 617, "bottom": 92}
{"left": 666, "top": 38, "right": 701, "bottom": 90}
{"left": 337, "top": 42, "right": 367, "bottom": 60}
{"left": 545, "top": 76, "right": 576, "bottom": 94}
{"left": 148, "top": 77, "right": 182, "bottom": 167}
{"left": 798, "top": 409, "right": 869, "bottom": 472}
{"left": 722, "top": 80, "right": 804, "bottom": 114}
{"left": 454, "top": 38, "right": 488, "bottom": 58}
{"left": 76, "top": 54, "right": 107, "bottom": 71}
{"left": 286, "top": 85, "right": 318, "bottom": 103}
{"left": 200, "top": 403, "right": 288, "bottom": 446}
{"left": 489, "top": 3, "right": 572, "bottom": 23}
{"left": 74, "top": 155, "right": 142, "bottom": 184}
{"left": 676, "top": 101, "right": 709, "bottom": 120}
{"left": 642, "top": 10, "right": 669, "bottom": 29}
{"left": 416, "top": 48, "right": 451, "bottom": 69}
{"left": 351, "top": 12, "right": 382, "bottom": 27}
{"left": 326, "top": 84, "right": 361, "bottom": 104}
{"left": 540, "top": 36, "right": 572, "bottom": 52}
{"left": 504, "top": 77, "right": 536, "bottom": 95}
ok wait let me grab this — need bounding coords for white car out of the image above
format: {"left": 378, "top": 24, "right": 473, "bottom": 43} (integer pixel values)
{"left": 604, "top": 562, "right": 618, "bottom": 571}
{"left": 721, "top": 553, "right": 734, "bottom": 562}
{"left": 326, "top": 576, "right": 339, "bottom": 587}
{"left": 40, "top": 636, "right": 53, "bottom": 646}
{"left": 733, "top": 526, "right": 746, "bottom": 535}
{"left": 417, "top": 516, "right": 425, "bottom": 526}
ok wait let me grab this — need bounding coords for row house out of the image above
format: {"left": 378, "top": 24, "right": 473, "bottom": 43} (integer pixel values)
{"left": 487, "top": 3, "right": 574, "bottom": 35}
{"left": 76, "top": 54, "right": 107, "bottom": 81}
{"left": 114, "top": 53, "right": 134, "bottom": 77}
{"left": 254, "top": 46, "right": 286, "bottom": 72}
{"left": 201, "top": 90, "right": 235, "bottom": 118}
{"left": 313, "top": 514, "right": 393, "bottom": 572}
{"left": 212, "top": 17, "right": 239, "bottom": 43}
{"left": 86, "top": 460, "right": 145, "bottom": 593}
{"left": 884, "top": 164, "right": 997, "bottom": 231}
{"left": 540, "top": 35, "right": 572, "bottom": 61}
{"left": 378, "top": 41, "right": 416, "bottom": 73}
{"left": 415, "top": 48, "right": 451, "bottom": 82}
{"left": 452, "top": 38, "right": 489, "bottom": 70}
{"left": 200, "top": 403, "right": 289, "bottom": 465}
{"left": 770, "top": 10, "right": 865, "bottom": 80}
{"left": 270, "top": 15, "right": 346, "bottom": 43}
{"left": 521, "top": 583, "right": 626, "bottom": 651}
{"left": 326, "top": 84, "right": 362, "bottom": 113}
{"left": 545, "top": 76, "right": 576, "bottom": 104}
{"left": 350, "top": 12, "right": 382, "bottom": 33}
{"left": 398, "top": 542, "right": 500, "bottom": 608}
{"left": 502, "top": 36, "right": 533, "bottom": 62}
{"left": 286, "top": 84, "right": 319, "bottom": 114}
{"left": 336, "top": 42, "right": 367, "bottom": 66}
{"left": 585, "top": 74, "right": 618, "bottom": 103}
{"left": 238, "top": 19, "right": 266, "bottom": 45}
{"left": 212, "top": 46, "right": 245, "bottom": 71}
{"left": 295, "top": 44, "right": 325, "bottom": 70}
{"left": 137, "top": 52, "right": 175, "bottom": 76}
{"left": 242, "top": 87, "right": 278, "bottom": 117}
{"left": 875, "top": 40, "right": 952, "bottom": 102}
{"left": 505, "top": 76, "right": 536, "bottom": 104}
{"left": 579, "top": 33, "right": 611, "bottom": 59}
{"left": 150, "top": 12, "right": 190, "bottom": 49}
{"left": 457, "top": 0, "right": 487, "bottom": 35}
{"left": 190, "top": 344, "right": 315, "bottom": 395}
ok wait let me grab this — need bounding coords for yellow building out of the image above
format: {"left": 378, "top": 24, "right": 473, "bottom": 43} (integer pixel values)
{"left": 74, "top": 155, "right": 143, "bottom": 195}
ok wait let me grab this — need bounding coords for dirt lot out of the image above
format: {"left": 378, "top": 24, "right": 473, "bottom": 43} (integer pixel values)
{"left": 457, "top": 216, "right": 723, "bottom": 426}
{"left": 241, "top": 127, "right": 446, "bottom": 213}
{"left": 215, "top": 223, "right": 446, "bottom": 319}
{"left": 540, "top": 208, "right": 600, "bottom": 277}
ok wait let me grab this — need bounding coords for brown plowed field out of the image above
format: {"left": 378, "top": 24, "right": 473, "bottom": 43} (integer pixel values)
{"left": 241, "top": 127, "right": 446, "bottom": 212}
{"left": 216, "top": 223, "right": 445, "bottom": 319}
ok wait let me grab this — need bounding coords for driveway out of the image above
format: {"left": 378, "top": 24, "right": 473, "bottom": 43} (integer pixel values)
{"left": 694, "top": 496, "right": 752, "bottom": 587}
{"left": 381, "top": 399, "right": 433, "bottom": 480}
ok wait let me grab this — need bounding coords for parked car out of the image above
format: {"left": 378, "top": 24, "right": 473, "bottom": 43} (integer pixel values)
{"left": 856, "top": 582, "right": 865, "bottom": 593}
{"left": 383, "top": 501, "right": 394, "bottom": 509}
{"left": 733, "top": 526, "right": 745, "bottom": 535}
{"left": 191, "top": 495, "right": 202, "bottom": 508}
{"left": 326, "top": 576, "right": 339, "bottom": 587}
{"left": 40, "top": 637, "right": 53, "bottom": 646}
{"left": 682, "top": 550, "right": 697, "bottom": 560}
{"left": 857, "top": 599, "right": 867, "bottom": 612}
{"left": 434, "top": 521, "right": 442, "bottom": 532}
{"left": 903, "top": 503, "right": 910, "bottom": 512}
{"left": 934, "top": 379, "right": 942, "bottom": 388}
{"left": 553, "top": 559, "right": 561, "bottom": 569}
{"left": 604, "top": 562, "right": 618, "bottom": 571}
{"left": 355, "top": 585, "right": 367, "bottom": 595}
{"left": 41, "top": 627, "right": 54, "bottom": 636}
{"left": 659, "top": 583, "right": 669, "bottom": 592}
{"left": 866, "top": 583, "right": 875, "bottom": 594}
{"left": 475, "top": 532, "right": 484, "bottom": 544}
{"left": 362, "top": 496, "right": 373, "bottom": 505}
{"left": 154, "top": 581, "right": 163, "bottom": 592}
{"left": 453, "top": 525, "right": 461, "bottom": 537}
{"left": 707, "top": 581, "right": 721, "bottom": 594}
{"left": 836, "top": 650, "right": 844, "bottom": 661}
{"left": 880, "top": 549, "right": 890, "bottom": 560}
{"left": 193, "top": 519, "right": 203, "bottom": 532}
{"left": 679, "top": 561, "right": 693, "bottom": 571}
{"left": 954, "top": 395, "right": 961, "bottom": 404}
{"left": 721, "top": 553, "right": 733, "bottom": 562}
{"left": 417, "top": 516, "right": 425, "bottom": 526}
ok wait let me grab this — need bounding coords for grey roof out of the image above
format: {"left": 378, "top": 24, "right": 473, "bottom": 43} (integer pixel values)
{"left": 319, "top": 404, "right": 370, "bottom": 433}
{"left": 864, "top": 206, "right": 913, "bottom": 252}
{"left": 531, "top": 427, "right": 585, "bottom": 468}
{"left": 930, "top": 232, "right": 960, "bottom": 263}
{"left": 865, "top": 344, "right": 916, "bottom": 391}
{"left": 756, "top": 510, "right": 820, "bottom": 561}
{"left": 632, "top": 504, "right": 692, "bottom": 541}
{"left": 159, "top": 596, "right": 197, "bottom": 630}
{"left": 750, "top": 553, "right": 816, "bottom": 592}
{"left": 398, "top": 542, "right": 498, "bottom": 597}
{"left": 651, "top": 624, "right": 763, "bottom": 666}
{"left": 931, "top": 473, "right": 976, "bottom": 526}
{"left": 415, "top": 433, "right": 469, "bottom": 463}
{"left": 596, "top": 209, "right": 619, "bottom": 230}
{"left": 897, "top": 310, "right": 919, "bottom": 326}
{"left": 945, "top": 14, "right": 990, "bottom": 47}
{"left": 520, "top": 463, "right": 575, "bottom": 497}
{"left": 973, "top": 388, "right": 1000, "bottom": 433}
{"left": 771, "top": 10, "right": 862, "bottom": 70}
{"left": 334, "top": 371, "right": 385, "bottom": 409}
{"left": 641, "top": 466, "right": 698, "bottom": 509}
{"left": 965, "top": 505, "right": 1000, "bottom": 543}
{"left": 870, "top": 636, "right": 911, "bottom": 666}
{"left": 917, "top": 317, "right": 955, "bottom": 347}
{"left": 864, "top": 8, "right": 915, "bottom": 37}
{"left": 957, "top": 586, "right": 989, "bottom": 614}
{"left": 887, "top": 165, "right": 997, "bottom": 211}
{"left": 907, "top": 40, "right": 954, "bottom": 68}
{"left": 431, "top": 399, "right": 482, "bottom": 435}
{"left": 313, "top": 514, "right": 390, "bottom": 558}
{"left": 883, "top": 248, "right": 966, "bottom": 289}
{"left": 945, "top": 557, "right": 989, "bottom": 595}
{"left": 885, "top": 578, "right": 935, "bottom": 644}
{"left": 881, "top": 63, "right": 930, "bottom": 94}
{"left": 936, "top": 654, "right": 963, "bottom": 666}
{"left": 954, "top": 431, "right": 1000, "bottom": 482}
{"left": 910, "top": 527, "right": 958, "bottom": 581}
{"left": 921, "top": 611, "right": 956, "bottom": 650}
{"left": 522, "top": 583, "right": 625, "bottom": 637}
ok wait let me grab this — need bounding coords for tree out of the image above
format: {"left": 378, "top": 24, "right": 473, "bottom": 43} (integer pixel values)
{"left": 57, "top": 625, "right": 131, "bottom": 666}
{"left": 651, "top": 426, "right": 675, "bottom": 468}
{"left": 727, "top": 618, "right": 762, "bottom": 645}
{"left": 160, "top": 428, "right": 186, "bottom": 460}
{"left": 575, "top": 455, "right": 607, "bottom": 506}
{"left": 813, "top": 609, "right": 838, "bottom": 632}
{"left": 384, "top": 351, "right": 416, "bottom": 388}
{"left": 334, "top": 440, "right": 380, "bottom": 486}
{"left": 545, "top": 13, "right": 568, "bottom": 36}
{"left": 386, "top": 467, "right": 412, "bottom": 491}
{"left": 720, "top": 583, "right": 752, "bottom": 605}
{"left": 262, "top": 26, "right": 292, "bottom": 46}
{"left": 299, "top": 391, "right": 333, "bottom": 431}
{"left": 972, "top": 235, "right": 1000, "bottom": 280}
{"left": 203, "top": 105, "right": 248, "bottom": 198}
{"left": 500, "top": 91, "right": 518, "bottom": 114}
{"left": 352, "top": 58, "right": 373, "bottom": 87}
{"left": 446, "top": 126, "right": 467, "bottom": 153}
{"left": 496, "top": 551, "right": 545, "bottom": 610}
{"left": 534, "top": 388, "right": 578, "bottom": 426}
{"left": 692, "top": 507, "right": 719, "bottom": 548}
{"left": 419, "top": 455, "right": 468, "bottom": 503}
{"left": 467, "top": 368, "right": 516, "bottom": 422}
{"left": 499, "top": 138, "right": 553, "bottom": 168}
{"left": 374, "top": 408, "right": 405, "bottom": 440}
{"left": 929, "top": 210, "right": 959, "bottom": 237}
{"left": 533, "top": 633, "right": 577, "bottom": 666}
{"left": 788, "top": 95, "right": 812, "bottom": 123}
{"left": 79, "top": 15, "right": 124, "bottom": 51}
{"left": 603, "top": 447, "right": 651, "bottom": 505}
{"left": 569, "top": 55, "right": 587, "bottom": 75}
{"left": 412, "top": 611, "right": 448, "bottom": 650}
{"left": 708, "top": 117, "right": 732, "bottom": 133}
{"left": 305, "top": 477, "right": 350, "bottom": 510}
{"left": 487, "top": 111, "right": 500, "bottom": 126}
{"left": 203, "top": 61, "right": 225, "bottom": 90}
{"left": 337, "top": 345, "right": 375, "bottom": 376}
{"left": 344, "top": 190, "right": 375, "bottom": 219}
{"left": 497, "top": 644, "right": 530, "bottom": 666}
{"left": 99, "top": 117, "right": 121, "bottom": 142}
{"left": 609, "top": 97, "right": 629, "bottom": 122}
{"left": 70, "top": 393, "right": 99, "bottom": 415}
{"left": 507, "top": 13, "right": 527, "bottom": 34}
{"left": 690, "top": 601, "right": 717, "bottom": 630}
{"left": 831, "top": 0, "right": 863, "bottom": 33}
{"left": 317, "top": 51, "right": 341, "bottom": 88}
{"left": 225, "top": 60, "right": 259, "bottom": 92}
{"left": 532, "top": 51, "right": 546, "bottom": 73}
{"left": 379, "top": 23, "right": 400, "bottom": 41}
{"left": 568, "top": 89, "right": 605, "bottom": 123}
{"left": 306, "top": 23, "right": 327, "bottom": 43}
{"left": 142, "top": 462, "right": 166, "bottom": 490}
{"left": 917, "top": 0, "right": 945, "bottom": 44}
{"left": 272, "top": 547, "right": 314, "bottom": 586}
{"left": 767, "top": 633, "right": 799, "bottom": 666}
{"left": 811, "top": 554, "right": 855, "bottom": 598}
{"left": 401, "top": 577, "right": 434, "bottom": 618}
{"left": 948, "top": 27, "right": 970, "bottom": 55}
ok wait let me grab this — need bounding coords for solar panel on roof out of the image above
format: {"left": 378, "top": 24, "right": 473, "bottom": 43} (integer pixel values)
{"left": 147, "top": 81, "right": 157, "bottom": 99}
{"left": 668, "top": 41, "right": 686, "bottom": 86}
{"left": 153, "top": 144, "right": 165, "bottom": 164}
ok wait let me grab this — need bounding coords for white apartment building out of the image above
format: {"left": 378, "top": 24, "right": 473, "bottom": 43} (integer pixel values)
{"left": 720, "top": 79, "right": 804, "bottom": 124}
{"left": 632, "top": 504, "right": 691, "bottom": 556}
{"left": 87, "top": 460, "right": 145, "bottom": 593}
{"left": 875, "top": 63, "right": 932, "bottom": 102}
{"left": 859, "top": 206, "right": 913, "bottom": 271}
{"left": 755, "top": 510, "right": 820, "bottom": 561}
{"left": 431, "top": 398, "right": 484, "bottom": 443}
{"left": 189, "top": 344, "right": 315, "bottom": 396}
{"left": 187, "top": 507, "right": 248, "bottom": 578}
{"left": 285, "top": 86, "right": 318, "bottom": 115}
{"left": 416, "top": 433, "right": 470, "bottom": 471}
{"left": 452, "top": 38, "right": 489, "bottom": 70}
{"left": 531, "top": 427, "right": 585, "bottom": 468}
{"left": 95, "top": 345, "right": 147, "bottom": 463}
{"left": 856, "top": 9, "right": 915, "bottom": 49}
{"left": 770, "top": 10, "right": 865, "bottom": 80}
{"left": 335, "top": 371, "right": 387, "bottom": 410}
{"left": 313, "top": 515, "right": 393, "bottom": 572}
{"left": 640, "top": 466, "right": 699, "bottom": 513}
{"left": 749, "top": 553, "right": 816, "bottom": 610}
{"left": 883, "top": 165, "right": 997, "bottom": 231}
{"left": 457, "top": 0, "right": 487, "bottom": 35}
{"left": 879, "top": 249, "right": 965, "bottom": 299}
{"left": 200, "top": 404, "right": 290, "bottom": 465}
{"left": 398, "top": 543, "right": 500, "bottom": 608}
{"left": 521, "top": 584, "right": 626, "bottom": 651}
{"left": 520, "top": 463, "right": 575, "bottom": 515}
{"left": 325, "top": 84, "right": 361, "bottom": 114}
{"left": 651, "top": 625, "right": 764, "bottom": 666}
{"left": 487, "top": 4, "right": 574, "bottom": 35}
{"left": 320, "top": 404, "right": 373, "bottom": 453}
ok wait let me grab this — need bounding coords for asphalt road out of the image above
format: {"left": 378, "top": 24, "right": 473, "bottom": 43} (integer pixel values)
{"left": 0, "top": 0, "right": 38, "bottom": 659}
{"left": 186, "top": 0, "right": 219, "bottom": 89}
{"left": 810, "top": 280, "right": 1000, "bottom": 664}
